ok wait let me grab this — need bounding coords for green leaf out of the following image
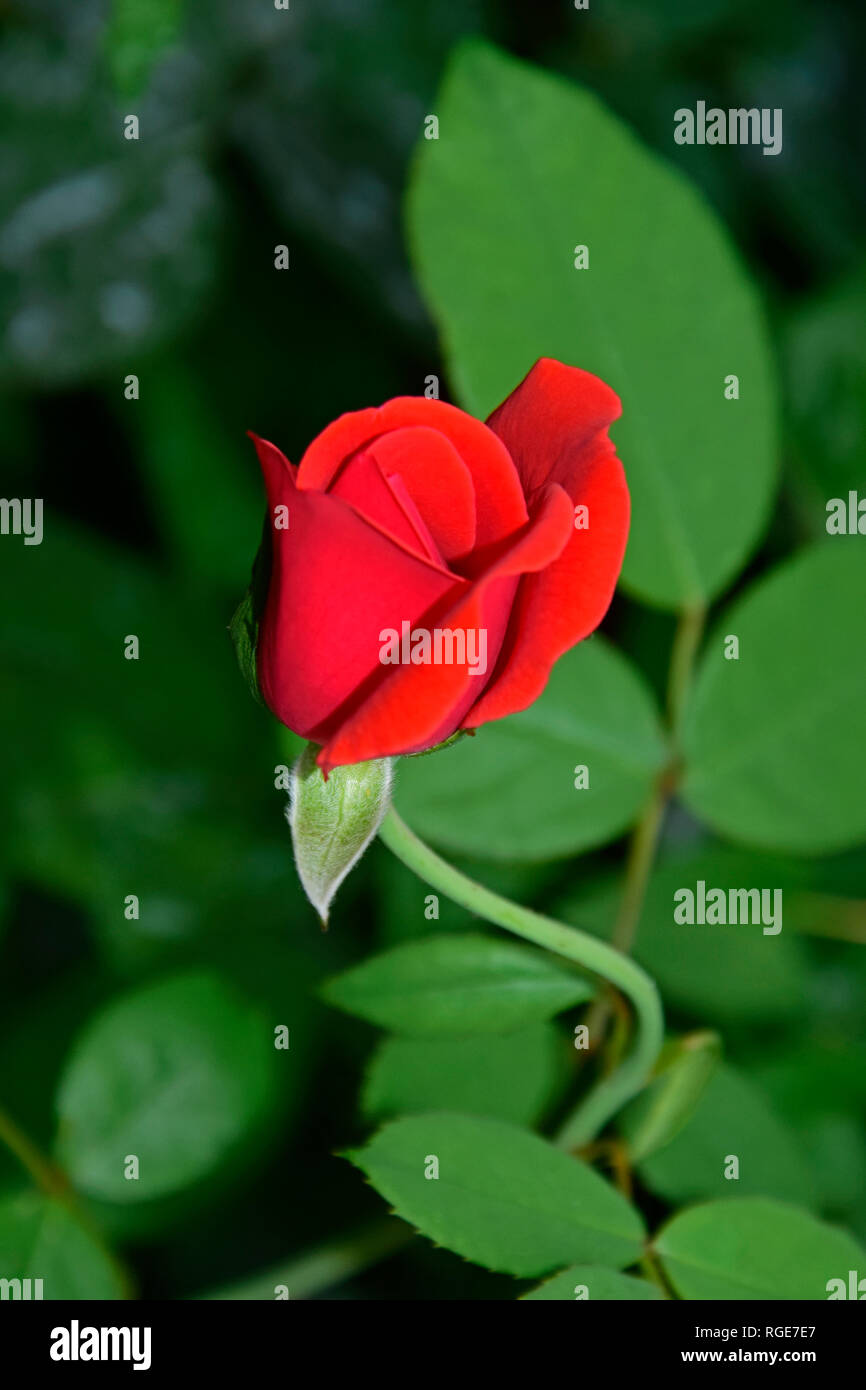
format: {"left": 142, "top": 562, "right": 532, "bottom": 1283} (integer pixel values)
{"left": 558, "top": 844, "right": 810, "bottom": 1025}
{"left": 655, "top": 1197, "right": 866, "bottom": 1300}
{"left": 345, "top": 1112, "right": 645, "bottom": 1276}
{"left": 55, "top": 973, "right": 279, "bottom": 1203}
{"left": 682, "top": 545, "right": 866, "bottom": 853}
{"left": 521, "top": 1264, "right": 663, "bottom": 1301}
{"left": 408, "top": 40, "right": 778, "bottom": 610}
{"left": 620, "top": 1031, "right": 721, "bottom": 1163}
{"left": 362, "top": 1023, "right": 566, "bottom": 1126}
{"left": 633, "top": 1064, "right": 816, "bottom": 1208}
{"left": 322, "top": 933, "right": 594, "bottom": 1036}
{"left": 0, "top": 1191, "right": 126, "bottom": 1299}
{"left": 395, "top": 637, "right": 667, "bottom": 861}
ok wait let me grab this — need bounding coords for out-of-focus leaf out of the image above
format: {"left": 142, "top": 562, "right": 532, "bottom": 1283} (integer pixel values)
{"left": 558, "top": 844, "right": 811, "bottom": 1025}
{"left": 55, "top": 973, "right": 280, "bottom": 1203}
{"left": 0, "top": 1190, "right": 127, "bottom": 1299}
{"left": 634, "top": 1064, "right": 816, "bottom": 1208}
{"left": 396, "top": 638, "right": 667, "bottom": 862}
{"left": 656, "top": 1197, "right": 866, "bottom": 1300}
{"left": 682, "top": 545, "right": 866, "bottom": 853}
{"left": 362, "top": 1023, "right": 566, "bottom": 1126}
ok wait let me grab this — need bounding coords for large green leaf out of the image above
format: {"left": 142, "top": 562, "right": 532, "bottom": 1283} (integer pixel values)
{"left": 55, "top": 973, "right": 279, "bottom": 1203}
{"left": 395, "top": 637, "right": 667, "bottom": 861}
{"left": 631, "top": 1064, "right": 816, "bottom": 1208}
{"left": 521, "top": 1264, "right": 663, "bottom": 1301}
{"left": 682, "top": 545, "right": 866, "bottom": 853}
{"left": 655, "top": 1198, "right": 866, "bottom": 1300}
{"left": 408, "top": 40, "right": 777, "bottom": 610}
{"left": 322, "top": 934, "right": 593, "bottom": 1036}
{"left": 0, "top": 1191, "right": 126, "bottom": 1300}
{"left": 362, "top": 1024, "right": 566, "bottom": 1126}
{"left": 346, "top": 1112, "right": 645, "bottom": 1276}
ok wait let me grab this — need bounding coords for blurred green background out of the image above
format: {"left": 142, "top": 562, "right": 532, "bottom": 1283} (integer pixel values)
{"left": 1, "top": 0, "right": 865, "bottom": 1300}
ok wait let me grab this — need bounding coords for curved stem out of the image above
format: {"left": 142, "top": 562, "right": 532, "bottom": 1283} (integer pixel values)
{"left": 378, "top": 808, "right": 664, "bottom": 1147}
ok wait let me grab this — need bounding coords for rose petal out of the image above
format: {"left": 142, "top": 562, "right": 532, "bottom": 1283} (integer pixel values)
{"left": 463, "top": 362, "right": 629, "bottom": 727}
{"left": 297, "top": 397, "right": 527, "bottom": 547}
{"left": 318, "top": 482, "right": 574, "bottom": 772}
{"left": 329, "top": 446, "right": 447, "bottom": 567}
{"left": 250, "top": 434, "right": 463, "bottom": 737}
{"left": 485, "top": 357, "right": 623, "bottom": 505}
{"left": 363, "top": 427, "right": 477, "bottom": 561}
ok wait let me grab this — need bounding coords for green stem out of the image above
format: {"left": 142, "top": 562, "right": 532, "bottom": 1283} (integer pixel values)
{"left": 378, "top": 808, "right": 664, "bottom": 1147}
{"left": 0, "top": 1103, "right": 136, "bottom": 1299}
{"left": 666, "top": 603, "right": 706, "bottom": 739}
{"left": 578, "top": 604, "right": 706, "bottom": 1123}
{"left": 609, "top": 778, "right": 668, "bottom": 956}
{"left": 0, "top": 1105, "right": 71, "bottom": 1202}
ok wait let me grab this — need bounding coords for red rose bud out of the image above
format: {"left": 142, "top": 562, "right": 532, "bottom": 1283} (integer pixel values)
{"left": 241, "top": 357, "right": 629, "bottom": 774}
{"left": 288, "top": 743, "right": 393, "bottom": 925}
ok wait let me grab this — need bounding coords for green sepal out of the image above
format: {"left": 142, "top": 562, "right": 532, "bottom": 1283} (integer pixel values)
{"left": 405, "top": 728, "right": 475, "bottom": 759}
{"left": 229, "top": 509, "right": 272, "bottom": 708}
{"left": 289, "top": 743, "right": 394, "bottom": 926}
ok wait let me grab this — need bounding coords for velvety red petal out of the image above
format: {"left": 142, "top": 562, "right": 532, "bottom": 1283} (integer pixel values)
{"left": 250, "top": 435, "right": 463, "bottom": 737}
{"left": 462, "top": 358, "right": 629, "bottom": 729}
{"left": 297, "top": 397, "right": 527, "bottom": 548}
{"left": 361, "top": 426, "right": 476, "bottom": 561}
{"left": 486, "top": 357, "right": 622, "bottom": 505}
{"left": 317, "top": 482, "right": 574, "bottom": 772}
{"left": 328, "top": 446, "right": 446, "bottom": 568}
{"left": 462, "top": 454, "right": 630, "bottom": 730}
